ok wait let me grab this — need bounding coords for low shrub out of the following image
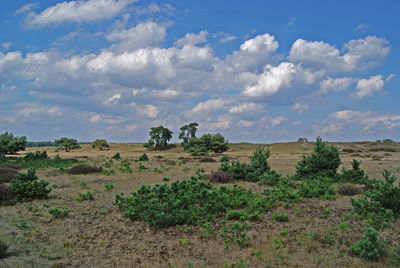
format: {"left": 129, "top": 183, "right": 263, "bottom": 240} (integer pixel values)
{"left": 207, "top": 171, "right": 233, "bottom": 183}
{"left": 226, "top": 209, "right": 247, "bottom": 220}
{"left": 297, "top": 178, "right": 336, "bottom": 200}
{"left": 339, "top": 159, "right": 368, "bottom": 184}
{"left": 10, "top": 168, "right": 51, "bottom": 200}
{"left": 0, "top": 184, "right": 16, "bottom": 202}
{"left": 337, "top": 183, "right": 362, "bottom": 196}
{"left": 0, "top": 168, "right": 18, "bottom": 183}
{"left": 112, "top": 152, "right": 121, "bottom": 160}
{"left": 138, "top": 153, "right": 149, "bottom": 161}
{"left": 390, "top": 245, "right": 400, "bottom": 266}
{"left": 0, "top": 239, "right": 8, "bottom": 259}
{"left": 23, "top": 151, "right": 48, "bottom": 161}
{"left": 350, "top": 226, "right": 387, "bottom": 260}
{"left": 68, "top": 165, "right": 101, "bottom": 175}
{"left": 219, "top": 221, "right": 252, "bottom": 248}
{"left": 75, "top": 191, "right": 94, "bottom": 202}
{"left": 48, "top": 207, "right": 69, "bottom": 218}
{"left": 272, "top": 212, "right": 290, "bottom": 222}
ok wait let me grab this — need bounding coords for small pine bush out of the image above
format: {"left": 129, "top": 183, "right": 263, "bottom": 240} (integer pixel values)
{"left": 339, "top": 159, "right": 367, "bottom": 184}
{"left": 350, "top": 226, "right": 387, "bottom": 260}
{"left": 10, "top": 168, "right": 51, "bottom": 200}
{"left": 138, "top": 153, "right": 149, "bottom": 161}
{"left": 272, "top": 212, "right": 290, "bottom": 222}
{"left": 112, "top": 153, "right": 121, "bottom": 160}
{"left": 75, "top": 191, "right": 94, "bottom": 202}
{"left": 48, "top": 207, "right": 69, "bottom": 218}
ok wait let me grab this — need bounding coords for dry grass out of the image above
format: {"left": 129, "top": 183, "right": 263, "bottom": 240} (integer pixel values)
{"left": 0, "top": 142, "right": 399, "bottom": 267}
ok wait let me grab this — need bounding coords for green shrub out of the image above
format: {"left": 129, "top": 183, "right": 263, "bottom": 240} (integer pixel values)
{"left": 10, "top": 168, "right": 51, "bottom": 200}
{"left": 389, "top": 245, "right": 400, "bottom": 266}
{"left": 350, "top": 227, "right": 387, "bottom": 260}
{"left": 219, "top": 221, "right": 251, "bottom": 248}
{"left": 184, "top": 133, "right": 229, "bottom": 155}
{"left": 200, "top": 222, "right": 215, "bottom": 239}
{"left": 138, "top": 153, "right": 149, "bottom": 161}
{"left": 295, "top": 137, "right": 341, "bottom": 179}
{"left": 23, "top": 151, "right": 48, "bottom": 161}
{"left": 115, "top": 179, "right": 270, "bottom": 228}
{"left": 0, "top": 239, "right": 8, "bottom": 259}
{"left": 226, "top": 210, "right": 247, "bottom": 220}
{"left": 75, "top": 191, "right": 94, "bottom": 202}
{"left": 297, "top": 178, "right": 336, "bottom": 200}
{"left": 48, "top": 207, "right": 69, "bottom": 218}
{"left": 104, "top": 183, "right": 114, "bottom": 192}
{"left": 8, "top": 154, "right": 76, "bottom": 169}
{"left": 339, "top": 159, "right": 368, "bottom": 184}
{"left": 272, "top": 212, "right": 289, "bottom": 222}
{"left": 112, "top": 153, "right": 121, "bottom": 160}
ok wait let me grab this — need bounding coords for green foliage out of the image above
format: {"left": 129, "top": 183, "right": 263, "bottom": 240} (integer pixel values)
{"left": 389, "top": 245, "right": 400, "bottom": 266}
{"left": 350, "top": 227, "right": 387, "bottom": 260}
{"left": 112, "top": 152, "right": 121, "bottom": 160}
{"left": 0, "top": 239, "right": 8, "bottom": 259}
{"left": 75, "top": 191, "right": 94, "bottom": 202}
{"left": 48, "top": 207, "right": 69, "bottom": 218}
{"left": 55, "top": 137, "right": 81, "bottom": 152}
{"left": 200, "top": 222, "right": 215, "bottom": 239}
{"left": 295, "top": 137, "right": 341, "bottom": 179}
{"left": 297, "top": 178, "right": 336, "bottom": 200}
{"left": 115, "top": 179, "right": 270, "bottom": 228}
{"left": 138, "top": 153, "right": 149, "bottom": 161}
{"left": 119, "top": 159, "right": 133, "bottom": 173}
{"left": 23, "top": 151, "right": 48, "bottom": 161}
{"left": 92, "top": 139, "right": 109, "bottom": 151}
{"left": 272, "top": 212, "right": 289, "bottom": 222}
{"left": 179, "top": 122, "right": 198, "bottom": 145}
{"left": 184, "top": 133, "right": 229, "bottom": 155}
{"left": 339, "top": 159, "right": 368, "bottom": 184}
{"left": 0, "top": 131, "right": 27, "bottom": 156}
{"left": 10, "top": 168, "right": 51, "bottom": 200}
{"left": 226, "top": 210, "right": 247, "bottom": 220}
{"left": 144, "top": 126, "right": 173, "bottom": 150}
{"left": 219, "top": 221, "right": 252, "bottom": 248}
{"left": 8, "top": 153, "right": 76, "bottom": 169}
{"left": 104, "top": 183, "right": 114, "bottom": 192}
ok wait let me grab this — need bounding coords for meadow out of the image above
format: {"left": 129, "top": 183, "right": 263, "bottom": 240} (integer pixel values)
{"left": 1, "top": 141, "right": 400, "bottom": 267}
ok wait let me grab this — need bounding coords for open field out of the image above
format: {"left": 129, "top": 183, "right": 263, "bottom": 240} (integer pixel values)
{"left": 1, "top": 141, "right": 400, "bottom": 267}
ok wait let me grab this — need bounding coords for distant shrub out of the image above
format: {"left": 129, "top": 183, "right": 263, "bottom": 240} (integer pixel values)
{"left": 226, "top": 210, "right": 247, "bottom": 220}
{"left": 23, "top": 151, "right": 48, "bottom": 161}
{"left": 272, "top": 212, "right": 290, "bottom": 222}
{"left": 0, "top": 239, "right": 8, "bottom": 259}
{"left": 112, "top": 152, "right": 121, "bottom": 160}
{"left": 351, "top": 227, "right": 387, "bottom": 260}
{"left": 337, "top": 183, "right": 362, "bottom": 196}
{"left": 207, "top": 171, "right": 233, "bottom": 183}
{"left": 0, "top": 168, "right": 18, "bottom": 183}
{"left": 382, "top": 139, "right": 394, "bottom": 143}
{"left": 138, "top": 153, "right": 149, "bottom": 161}
{"left": 75, "top": 191, "right": 94, "bottom": 202}
{"left": 295, "top": 137, "right": 341, "bottom": 179}
{"left": 92, "top": 139, "right": 109, "bottom": 151}
{"left": 0, "top": 184, "right": 16, "bottom": 202}
{"left": 297, "top": 137, "right": 308, "bottom": 142}
{"left": 48, "top": 207, "right": 69, "bottom": 218}
{"left": 68, "top": 165, "right": 101, "bottom": 175}
{"left": 10, "top": 168, "right": 51, "bottom": 200}
{"left": 220, "top": 155, "right": 229, "bottom": 162}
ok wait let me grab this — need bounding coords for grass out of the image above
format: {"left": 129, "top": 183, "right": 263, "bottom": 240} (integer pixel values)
{"left": 0, "top": 142, "right": 399, "bottom": 267}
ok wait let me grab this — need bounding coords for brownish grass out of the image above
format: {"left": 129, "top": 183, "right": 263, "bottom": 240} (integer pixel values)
{"left": 0, "top": 141, "right": 399, "bottom": 267}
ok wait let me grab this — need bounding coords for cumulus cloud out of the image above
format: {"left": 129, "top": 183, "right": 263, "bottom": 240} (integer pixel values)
{"left": 352, "top": 75, "right": 384, "bottom": 99}
{"left": 291, "top": 103, "right": 309, "bottom": 114}
{"left": 188, "top": 98, "right": 228, "bottom": 117}
{"left": 137, "top": 104, "right": 159, "bottom": 118}
{"left": 103, "top": 93, "right": 121, "bottom": 105}
{"left": 319, "top": 77, "right": 354, "bottom": 93}
{"left": 19, "top": 0, "right": 136, "bottom": 28}
{"left": 270, "top": 116, "right": 286, "bottom": 127}
{"left": 228, "top": 103, "right": 262, "bottom": 114}
{"left": 134, "top": 3, "right": 175, "bottom": 16}
{"left": 89, "top": 113, "right": 123, "bottom": 124}
{"left": 175, "top": 31, "right": 208, "bottom": 47}
{"left": 213, "top": 32, "right": 237, "bottom": 43}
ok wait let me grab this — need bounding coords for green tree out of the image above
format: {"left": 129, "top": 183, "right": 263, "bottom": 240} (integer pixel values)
{"left": 55, "top": 137, "right": 81, "bottom": 152}
{"left": 295, "top": 136, "right": 341, "bottom": 179}
{"left": 185, "top": 133, "right": 229, "bottom": 155}
{"left": 92, "top": 139, "right": 109, "bottom": 151}
{"left": 179, "top": 122, "right": 199, "bottom": 145}
{"left": 144, "top": 126, "right": 173, "bottom": 150}
{"left": 0, "top": 132, "right": 27, "bottom": 156}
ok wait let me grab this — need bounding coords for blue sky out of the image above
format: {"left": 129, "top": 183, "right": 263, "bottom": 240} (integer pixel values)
{"left": 1, "top": 0, "right": 399, "bottom": 142}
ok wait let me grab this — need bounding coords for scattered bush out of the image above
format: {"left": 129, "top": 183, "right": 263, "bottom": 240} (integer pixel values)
{"left": 350, "top": 226, "right": 387, "bottom": 260}
{"left": 0, "top": 183, "right": 16, "bottom": 202}
{"left": 219, "top": 221, "right": 252, "bottom": 248}
{"left": 207, "top": 171, "right": 233, "bottom": 183}
{"left": 10, "top": 168, "right": 51, "bottom": 200}
{"left": 272, "top": 212, "right": 290, "bottom": 222}
{"left": 390, "top": 245, "right": 400, "bottom": 266}
{"left": 297, "top": 178, "right": 336, "bottom": 200}
{"left": 0, "top": 168, "right": 18, "bottom": 183}
{"left": 0, "top": 131, "right": 27, "bottom": 156}
{"left": 339, "top": 159, "right": 367, "bottom": 184}
{"left": 226, "top": 210, "right": 247, "bottom": 220}
{"left": 138, "top": 153, "right": 149, "bottom": 161}
{"left": 68, "top": 165, "right": 101, "bottom": 175}
{"left": 112, "top": 153, "right": 121, "bottom": 160}
{"left": 295, "top": 137, "right": 341, "bottom": 179}
{"left": 337, "top": 183, "right": 362, "bottom": 196}
{"left": 104, "top": 183, "right": 114, "bottom": 191}
{"left": 48, "top": 207, "right": 69, "bottom": 218}
{"left": 144, "top": 125, "right": 173, "bottom": 150}
{"left": 0, "top": 239, "right": 8, "bottom": 259}
{"left": 7, "top": 154, "right": 76, "bottom": 169}
{"left": 75, "top": 191, "right": 94, "bottom": 202}
{"left": 184, "top": 133, "right": 229, "bottom": 155}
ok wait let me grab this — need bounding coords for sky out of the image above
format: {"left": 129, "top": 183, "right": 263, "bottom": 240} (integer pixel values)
{"left": 0, "top": 0, "right": 399, "bottom": 143}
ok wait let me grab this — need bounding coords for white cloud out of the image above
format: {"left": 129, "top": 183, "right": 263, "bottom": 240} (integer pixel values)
{"left": 134, "top": 3, "right": 175, "bottom": 16}
{"left": 352, "top": 75, "right": 384, "bottom": 99}
{"left": 320, "top": 123, "right": 343, "bottom": 134}
{"left": 228, "top": 103, "right": 262, "bottom": 114}
{"left": 175, "top": 31, "right": 208, "bottom": 47}
{"left": 270, "top": 116, "right": 286, "bottom": 127}
{"left": 17, "top": 103, "right": 62, "bottom": 118}
{"left": 386, "top": 74, "right": 395, "bottom": 82}
{"left": 319, "top": 77, "right": 353, "bottom": 93}
{"left": 106, "top": 21, "right": 167, "bottom": 52}
{"left": 137, "top": 104, "right": 159, "bottom": 118}
{"left": 213, "top": 32, "right": 237, "bottom": 44}
{"left": 20, "top": 0, "right": 136, "bottom": 28}
{"left": 243, "top": 62, "right": 298, "bottom": 97}
{"left": 238, "top": 120, "right": 255, "bottom": 127}
{"left": 240, "top": 33, "right": 279, "bottom": 53}
{"left": 353, "top": 23, "right": 371, "bottom": 32}
{"left": 124, "top": 123, "right": 138, "bottom": 132}
{"left": 151, "top": 88, "right": 179, "bottom": 99}
{"left": 291, "top": 103, "right": 309, "bottom": 114}
{"left": 103, "top": 93, "right": 121, "bottom": 105}
{"left": 89, "top": 113, "right": 123, "bottom": 124}
{"left": 188, "top": 98, "right": 227, "bottom": 116}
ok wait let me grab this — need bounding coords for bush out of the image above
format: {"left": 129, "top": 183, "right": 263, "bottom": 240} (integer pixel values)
{"left": 138, "top": 153, "right": 149, "bottom": 161}
{"left": 0, "top": 168, "right": 18, "bottom": 183}
{"left": 0, "top": 131, "right": 27, "bottom": 156}
{"left": 55, "top": 137, "right": 81, "bottom": 152}
{"left": 23, "top": 151, "right": 48, "bottom": 161}
{"left": 75, "top": 191, "right": 94, "bottom": 202}
{"left": 350, "top": 226, "right": 387, "bottom": 260}
{"left": 272, "top": 212, "right": 290, "bottom": 222}
{"left": 115, "top": 179, "right": 270, "bottom": 228}
{"left": 295, "top": 137, "right": 341, "bottom": 179}
{"left": 92, "top": 139, "right": 109, "bottom": 151}
{"left": 184, "top": 133, "right": 229, "bottom": 155}
{"left": 112, "top": 152, "right": 121, "bottom": 160}
{"left": 0, "top": 239, "right": 8, "bottom": 259}
{"left": 297, "top": 178, "right": 336, "bottom": 200}
{"left": 48, "top": 207, "right": 69, "bottom": 218}
{"left": 219, "top": 221, "right": 252, "bottom": 248}
{"left": 337, "top": 183, "right": 362, "bottom": 196}
{"left": 339, "top": 159, "right": 367, "bottom": 184}
{"left": 226, "top": 210, "right": 247, "bottom": 220}
{"left": 10, "top": 168, "right": 51, "bottom": 200}
{"left": 0, "top": 183, "right": 16, "bottom": 202}
{"left": 68, "top": 165, "right": 101, "bottom": 174}
{"left": 207, "top": 171, "right": 234, "bottom": 183}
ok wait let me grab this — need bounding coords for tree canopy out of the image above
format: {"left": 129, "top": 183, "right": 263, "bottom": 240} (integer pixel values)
{"left": 55, "top": 137, "right": 81, "bottom": 152}
{"left": 92, "top": 139, "right": 109, "bottom": 150}
{"left": 0, "top": 132, "right": 27, "bottom": 156}
{"left": 184, "top": 133, "right": 229, "bottom": 155}
{"left": 179, "top": 122, "right": 199, "bottom": 145}
{"left": 144, "top": 126, "right": 173, "bottom": 150}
